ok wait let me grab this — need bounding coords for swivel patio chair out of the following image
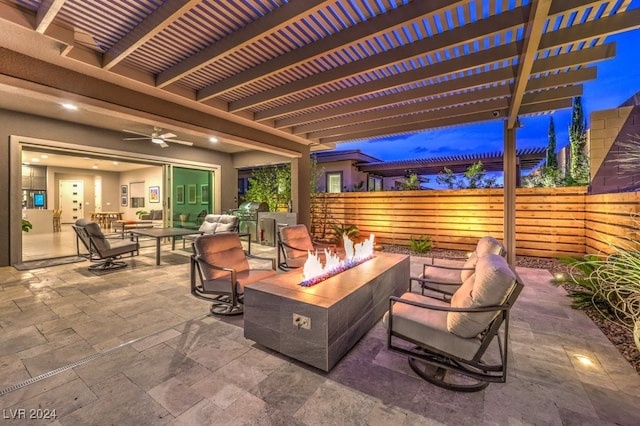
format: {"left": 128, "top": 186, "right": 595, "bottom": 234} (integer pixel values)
{"left": 190, "top": 232, "right": 276, "bottom": 315}
{"left": 411, "top": 236, "right": 506, "bottom": 301}
{"left": 384, "top": 253, "right": 523, "bottom": 392}
{"left": 72, "top": 219, "right": 139, "bottom": 272}
{"left": 277, "top": 224, "right": 337, "bottom": 270}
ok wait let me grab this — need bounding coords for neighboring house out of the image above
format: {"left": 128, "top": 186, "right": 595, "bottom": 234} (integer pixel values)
{"left": 240, "top": 147, "right": 547, "bottom": 197}
{"left": 589, "top": 91, "right": 640, "bottom": 194}
{"left": 313, "top": 150, "right": 405, "bottom": 192}
{"left": 532, "top": 91, "right": 640, "bottom": 194}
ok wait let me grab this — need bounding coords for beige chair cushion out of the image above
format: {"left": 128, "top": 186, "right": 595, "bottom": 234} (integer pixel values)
{"left": 216, "top": 215, "right": 238, "bottom": 232}
{"left": 447, "top": 254, "right": 516, "bottom": 338}
{"left": 199, "top": 221, "right": 218, "bottom": 234}
{"left": 383, "top": 292, "right": 482, "bottom": 361}
{"left": 460, "top": 252, "right": 478, "bottom": 282}
{"left": 476, "top": 236, "right": 505, "bottom": 257}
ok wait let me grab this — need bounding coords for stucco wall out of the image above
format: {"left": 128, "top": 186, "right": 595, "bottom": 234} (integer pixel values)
{"left": 590, "top": 105, "right": 640, "bottom": 194}
{"left": 0, "top": 109, "right": 235, "bottom": 266}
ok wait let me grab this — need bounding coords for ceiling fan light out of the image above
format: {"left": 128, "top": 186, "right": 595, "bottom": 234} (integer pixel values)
{"left": 151, "top": 137, "right": 164, "bottom": 144}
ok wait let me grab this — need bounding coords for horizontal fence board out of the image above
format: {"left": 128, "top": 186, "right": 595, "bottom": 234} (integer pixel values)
{"left": 309, "top": 187, "right": 640, "bottom": 259}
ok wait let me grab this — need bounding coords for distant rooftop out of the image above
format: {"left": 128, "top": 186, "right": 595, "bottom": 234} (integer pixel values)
{"left": 318, "top": 148, "right": 547, "bottom": 178}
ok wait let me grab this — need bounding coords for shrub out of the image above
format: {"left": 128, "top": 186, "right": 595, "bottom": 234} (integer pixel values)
{"left": 329, "top": 223, "right": 359, "bottom": 242}
{"left": 409, "top": 235, "right": 432, "bottom": 254}
{"left": 554, "top": 246, "right": 640, "bottom": 335}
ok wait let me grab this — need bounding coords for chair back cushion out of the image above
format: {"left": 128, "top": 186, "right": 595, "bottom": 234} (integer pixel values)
{"left": 476, "top": 236, "right": 505, "bottom": 257}
{"left": 83, "top": 221, "right": 112, "bottom": 253}
{"left": 194, "top": 233, "right": 249, "bottom": 279}
{"left": 198, "top": 221, "right": 218, "bottom": 234}
{"left": 448, "top": 254, "right": 516, "bottom": 338}
{"left": 458, "top": 237, "right": 506, "bottom": 282}
{"left": 216, "top": 215, "right": 238, "bottom": 232}
{"left": 460, "top": 252, "right": 478, "bottom": 282}
{"left": 280, "top": 224, "right": 314, "bottom": 260}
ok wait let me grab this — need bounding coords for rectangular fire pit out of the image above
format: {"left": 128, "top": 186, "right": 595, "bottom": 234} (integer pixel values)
{"left": 243, "top": 252, "right": 409, "bottom": 371}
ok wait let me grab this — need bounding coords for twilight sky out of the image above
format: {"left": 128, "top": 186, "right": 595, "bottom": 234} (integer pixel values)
{"left": 334, "top": 15, "right": 640, "bottom": 174}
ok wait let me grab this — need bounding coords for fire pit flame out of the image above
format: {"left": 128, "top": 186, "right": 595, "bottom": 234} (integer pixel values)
{"left": 301, "top": 234, "right": 375, "bottom": 286}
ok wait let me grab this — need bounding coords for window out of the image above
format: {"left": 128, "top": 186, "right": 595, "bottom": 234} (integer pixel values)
{"left": 368, "top": 176, "right": 382, "bottom": 191}
{"left": 327, "top": 172, "right": 342, "bottom": 193}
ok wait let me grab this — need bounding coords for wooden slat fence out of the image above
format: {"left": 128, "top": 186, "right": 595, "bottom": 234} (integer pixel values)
{"left": 585, "top": 191, "right": 640, "bottom": 255}
{"left": 310, "top": 187, "right": 640, "bottom": 258}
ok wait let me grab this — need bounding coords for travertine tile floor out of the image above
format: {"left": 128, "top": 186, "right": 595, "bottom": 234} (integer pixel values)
{"left": 1, "top": 240, "right": 639, "bottom": 425}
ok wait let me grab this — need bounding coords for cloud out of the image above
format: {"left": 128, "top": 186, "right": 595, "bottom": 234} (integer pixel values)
{"left": 410, "top": 145, "right": 429, "bottom": 154}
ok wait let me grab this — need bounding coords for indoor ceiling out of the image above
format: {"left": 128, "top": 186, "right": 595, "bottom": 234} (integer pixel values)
{"left": 21, "top": 149, "right": 154, "bottom": 172}
{"left": 0, "top": 0, "right": 639, "bottom": 153}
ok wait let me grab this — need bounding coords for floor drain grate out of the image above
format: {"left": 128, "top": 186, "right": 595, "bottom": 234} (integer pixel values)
{"left": 0, "top": 313, "right": 210, "bottom": 397}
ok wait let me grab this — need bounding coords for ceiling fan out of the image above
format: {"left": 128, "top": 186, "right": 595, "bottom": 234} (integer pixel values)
{"left": 122, "top": 127, "right": 193, "bottom": 148}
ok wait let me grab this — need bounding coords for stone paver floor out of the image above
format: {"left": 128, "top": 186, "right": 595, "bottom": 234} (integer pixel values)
{"left": 1, "top": 244, "right": 639, "bottom": 425}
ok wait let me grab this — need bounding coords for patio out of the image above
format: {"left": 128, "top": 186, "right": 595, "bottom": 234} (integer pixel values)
{"left": 1, "top": 242, "right": 638, "bottom": 425}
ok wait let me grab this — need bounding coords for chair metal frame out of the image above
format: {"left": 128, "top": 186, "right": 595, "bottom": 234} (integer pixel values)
{"left": 413, "top": 237, "right": 507, "bottom": 301}
{"left": 190, "top": 234, "right": 276, "bottom": 315}
{"left": 386, "top": 279, "right": 523, "bottom": 392}
{"left": 72, "top": 221, "right": 139, "bottom": 272}
{"left": 276, "top": 224, "right": 335, "bottom": 270}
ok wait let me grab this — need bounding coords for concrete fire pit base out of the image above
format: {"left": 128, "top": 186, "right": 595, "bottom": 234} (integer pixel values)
{"left": 243, "top": 253, "right": 409, "bottom": 371}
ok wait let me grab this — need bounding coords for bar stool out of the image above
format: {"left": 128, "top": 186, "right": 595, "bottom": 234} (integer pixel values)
{"left": 52, "top": 209, "right": 62, "bottom": 232}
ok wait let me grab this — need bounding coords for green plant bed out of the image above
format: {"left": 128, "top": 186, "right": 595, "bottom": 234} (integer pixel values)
{"left": 409, "top": 235, "right": 432, "bottom": 254}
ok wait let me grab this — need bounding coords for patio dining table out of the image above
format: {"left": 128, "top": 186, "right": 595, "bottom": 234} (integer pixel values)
{"left": 130, "top": 227, "right": 196, "bottom": 265}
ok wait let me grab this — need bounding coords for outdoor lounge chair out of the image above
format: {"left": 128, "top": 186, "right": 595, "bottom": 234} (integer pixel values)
{"left": 190, "top": 232, "right": 276, "bottom": 315}
{"left": 72, "top": 219, "right": 139, "bottom": 272}
{"left": 411, "top": 236, "right": 506, "bottom": 300}
{"left": 384, "top": 253, "right": 523, "bottom": 392}
{"left": 276, "top": 224, "right": 337, "bottom": 270}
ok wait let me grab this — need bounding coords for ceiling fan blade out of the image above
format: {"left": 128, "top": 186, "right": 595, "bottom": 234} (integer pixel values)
{"left": 164, "top": 139, "right": 194, "bottom": 146}
{"left": 123, "top": 137, "right": 150, "bottom": 141}
{"left": 122, "top": 129, "right": 149, "bottom": 137}
{"left": 159, "top": 132, "right": 176, "bottom": 139}
{"left": 159, "top": 141, "right": 169, "bottom": 148}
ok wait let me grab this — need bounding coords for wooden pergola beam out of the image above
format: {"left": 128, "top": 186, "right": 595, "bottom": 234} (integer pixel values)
{"left": 196, "top": 0, "right": 462, "bottom": 101}
{"left": 156, "top": 0, "right": 331, "bottom": 88}
{"left": 508, "top": 0, "right": 552, "bottom": 129}
{"left": 102, "top": 0, "right": 199, "bottom": 70}
{"left": 35, "top": 0, "right": 65, "bottom": 34}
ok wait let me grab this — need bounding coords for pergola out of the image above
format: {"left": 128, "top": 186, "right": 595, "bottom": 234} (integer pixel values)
{"left": 357, "top": 147, "right": 547, "bottom": 176}
{"left": 1, "top": 0, "right": 639, "bottom": 265}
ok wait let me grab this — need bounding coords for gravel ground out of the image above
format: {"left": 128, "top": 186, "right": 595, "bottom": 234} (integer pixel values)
{"left": 382, "top": 245, "right": 640, "bottom": 374}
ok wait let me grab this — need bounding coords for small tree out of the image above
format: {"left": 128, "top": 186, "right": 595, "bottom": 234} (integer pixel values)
{"left": 568, "top": 96, "right": 590, "bottom": 185}
{"left": 399, "top": 173, "right": 422, "bottom": 190}
{"left": 436, "top": 161, "right": 499, "bottom": 189}
{"left": 546, "top": 116, "right": 558, "bottom": 170}
{"left": 245, "top": 163, "right": 291, "bottom": 212}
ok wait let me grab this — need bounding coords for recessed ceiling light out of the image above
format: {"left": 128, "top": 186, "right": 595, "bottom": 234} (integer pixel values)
{"left": 112, "top": 161, "right": 119, "bottom": 165}
{"left": 31, "top": 158, "right": 39, "bottom": 162}
{"left": 209, "top": 136, "right": 218, "bottom": 143}
{"left": 92, "top": 165, "right": 98, "bottom": 169}
{"left": 61, "top": 103, "right": 78, "bottom": 110}
{"left": 41, "top": 154, "right": 48, "bottom": 158}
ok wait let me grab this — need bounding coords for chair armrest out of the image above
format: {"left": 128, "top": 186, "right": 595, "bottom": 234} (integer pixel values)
{"left": 426, "top": 254, "right": 469, "bottom": 265}
{"left": 193, "top": 255, "right": 235, "bottom": 274}
{"left": 389, "top": 295, "right": 507, "bottom": 314}
{"left": 422, "top": 263, "right": 473, "bottom": 272}
{"left": 279, "top": 240, "right": 312, "bottom": 253}
{"left": 410, "top": 276, "right": 464, "bottom": 287}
